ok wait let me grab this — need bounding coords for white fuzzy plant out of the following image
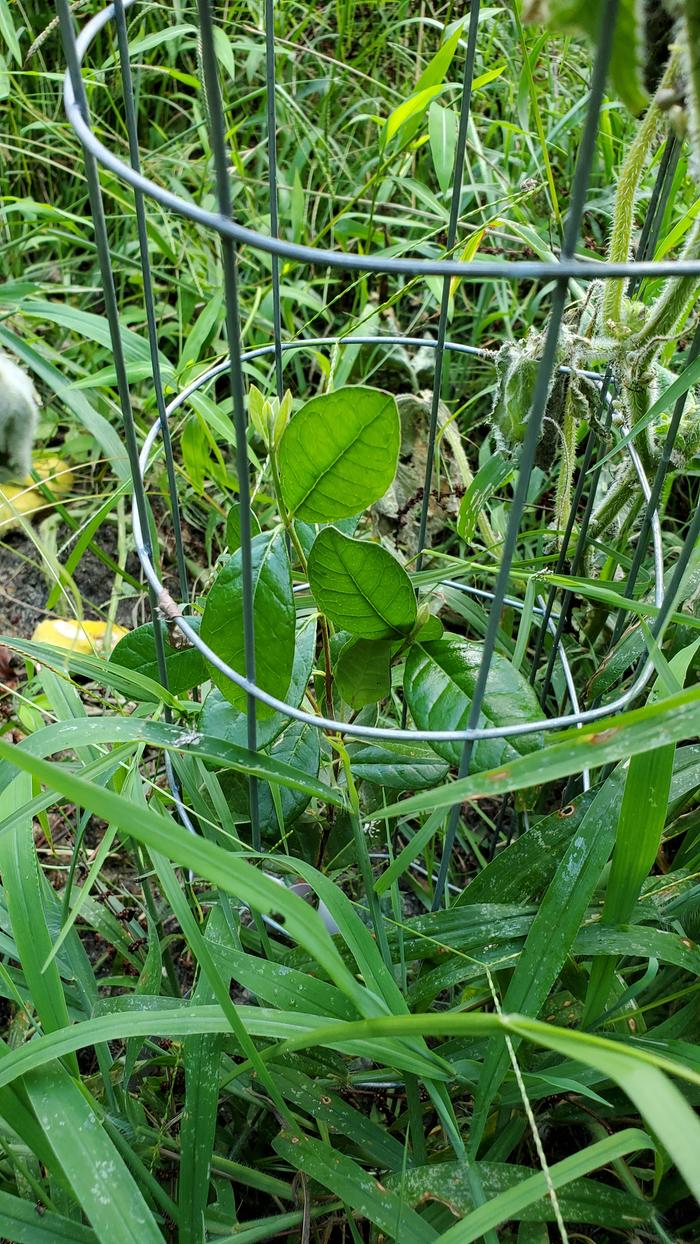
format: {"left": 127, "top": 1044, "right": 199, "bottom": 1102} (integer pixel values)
{"left": 0, "top": 353, "right": 40, "bottom": 483}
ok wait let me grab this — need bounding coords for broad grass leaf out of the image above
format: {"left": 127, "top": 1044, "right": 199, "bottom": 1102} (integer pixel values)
{"left": 18, "top": 298, "right": 175, "bottom": 383}
{"left": 429, "top": 101, "right": 458, "bottom": 193}
{"left": 404, "top": 636, "right": 542, "bottom": 767}
{"left": 308, "top": 528, "right": 416, "bottom": 638}
{"left": 1, "top": 634, "right": 184, "bottom": 708}
{"left": 385, "top": 21, "right": 464, "bottom": 145}
{"left": 279, "top": 387, "right": 400, "bottom": 521}
{"left": 457, "top": 452, "right": 511, "bottom": 542}
{"left": 471, "top": 766, "right": 627, "bottom": 1147}
{"left": 386, "top": 84, "right": 445, "bottom": 145}
{"left": 456, "top": 789, "right": 597, "bottom": 905}
{"left": 0, "top": 715, "right": 342, "bottom": 809}
{"left": 0, "top": 775, "right": 77, "bottom": 1072}
{"left": 272, "top": 1066, "right": 404, "bottom": 1169}
{"left": 0, "top": 737, "right": 361, "bottom": 1007}
{"left": 270, "top": 1012, "right": 700, "bottom": 1200}
{"left": 0, "top": 1188, "right": 96, "bottom": 1241}
{"left": 24, "top": 1065, "right": 163, "bottom": 1244}
{"left": 584, "top": 744, "right": 674, "bottom": 1023}
{"left": 206, "top": 943, "right": 356, "bottom": 1022}
{"left": 200, "top": 529, "right": 295, "bottom": 717}
{"left": 273, "top": 1132, "right": 437, "bottom": 1243}
{"left": 0, "top": 1004, "right": 451, "bottom": 1088}
{"left": 0, "top": 0, "right": 21, "bottom": 63}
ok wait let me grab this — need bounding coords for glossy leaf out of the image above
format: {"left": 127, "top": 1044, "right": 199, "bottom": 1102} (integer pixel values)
{"left": 110, "top": 619, "right": 206, "bottom": 697}
{"left": 335, "top": 636, "right": 393, "bottom": 707}
{"left": 225, "top": 502, "right": 261, "bottom": 553}
{"left": 428, "top": 101, "right": 458, "bottom": 193}
{"left": 260, "top": 721, "right": 321, "bottom": 832}
{"left": 222, "top": 720, "right": 321, "bottom": 833}
{"left": 349, "top": 739, "right": 449, "bottom": 790}
{"left": 200, "top": 613, "right": 316, "bottom": 749}
{"left": 279, "top": 387, "right": 400, "bottom": 521}
{"left": 308, "top": 528, "right": 416, "bottom": 638}
{"left": 200, "top": 529, "right": 295, "bottom": 717}
{"left": 405, "top": 636, "right": 542, "bottom": 767}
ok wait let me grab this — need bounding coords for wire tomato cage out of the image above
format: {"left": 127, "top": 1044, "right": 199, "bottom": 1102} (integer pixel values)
{"left": 56, "top": 0, "right": 700, "bottom": 908}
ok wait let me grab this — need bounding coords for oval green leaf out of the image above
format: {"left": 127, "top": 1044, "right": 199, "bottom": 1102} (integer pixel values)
{"left": 279, "top": 386, "right": 400, "bottom": 521}
{"left": 335, "top": 637, "right": 393, "bottom": 708}
{"left": 200, "top": 529, "right": 295, "bottom": 718}
{"left": 348, "top": 739, "right": 449, "bottom": 790}
{"left": 201, "top": 613, "right": 316, "bottom": 745}
{"left": 110, "top": 619, "right": 206, "bottom": 697}
{"left": 308, "top": 528, "right": 416, "bottom": 639}
{"left": 404, "top": 635, "right": 543, "bottom": 767}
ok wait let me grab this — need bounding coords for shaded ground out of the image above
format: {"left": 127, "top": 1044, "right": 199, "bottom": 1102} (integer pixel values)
{"left": 0, "top": 522, "right": 144, "bottom": 640}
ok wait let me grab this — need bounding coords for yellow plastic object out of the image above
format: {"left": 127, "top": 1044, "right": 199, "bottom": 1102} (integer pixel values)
{"left": 0, "top": 457, "right": 75, "bottom": 534}
{"left": 31, "top": 619, "right": 129, "bottom": 656}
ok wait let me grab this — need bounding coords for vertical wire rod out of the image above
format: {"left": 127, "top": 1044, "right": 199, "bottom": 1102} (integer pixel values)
{"left": 414, "top": 0, "right": 481, "bottom": 566}
{"left": 431, "top": 0, "right": 620, "bottom": 911}
{"left": 196, "top": 0, "right": 261, "bottom": 847}
{"left": 265, "top": 0, "right": 283, "bottom": 398}
{"left": 54, "top": 0, "right": 172, "bottom": 694}
{"left": 113, "top": 0, "right": 189, "bottom": 607}
{"left": 629, "top": 133, "right": 680, "bottom": 298}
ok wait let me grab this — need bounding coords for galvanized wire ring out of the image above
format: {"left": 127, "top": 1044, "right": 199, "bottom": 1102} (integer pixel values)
{"left": 133, "top": 334, "right": 664, "bottom": 746}
{"left": 57, "top": 0, "right": 697, "bottom": 904}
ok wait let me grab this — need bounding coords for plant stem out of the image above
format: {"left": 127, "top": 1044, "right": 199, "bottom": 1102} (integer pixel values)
{"left": 602, "top": 91, "right": 664, "bottom": 328}
{"left": 268, "top": 442, "right": 308, "bottom": 571}
{"left": 589, "top": 461, "right": 639, "bottom": 543}
{"left": 633, "top": 215, "right": 700, "bottom": 365}
{"left": 553, "top": 402, "right": 578, "bottom": 544}
{"left": 269, "top": 438, "right": 335, "bottom": 718}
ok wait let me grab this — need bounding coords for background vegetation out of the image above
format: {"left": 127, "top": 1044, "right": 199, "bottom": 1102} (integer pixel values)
{"left": 0, "top": 1, "right": 700, "bottom": 1241}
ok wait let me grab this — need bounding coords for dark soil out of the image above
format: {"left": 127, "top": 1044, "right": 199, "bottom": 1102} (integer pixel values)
{"left": 0, "top": 521, "right": 146, "bottom": 640}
